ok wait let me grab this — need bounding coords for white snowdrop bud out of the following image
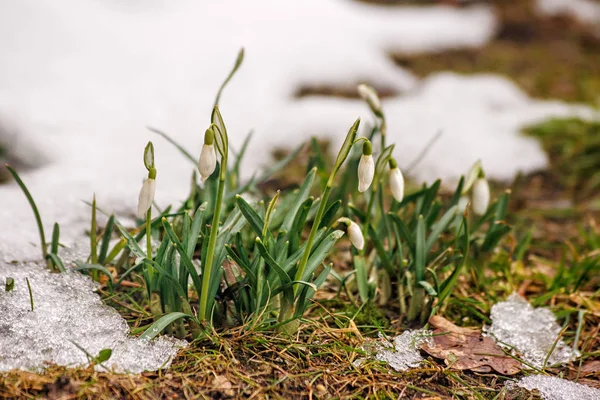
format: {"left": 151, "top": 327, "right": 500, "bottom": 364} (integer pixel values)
{"left": 388, "top": 158, "right": 404, "bottom": 202}
{"left": 357, "top": 83, "right": 382, "bottom": 116}
{"left": 457, "top": 195, "right": 470, "bottom": 215}
{"left": 472, "top": 177, "right": 490, "bottom": 216}
{"left": 198, "top": 128, "right": 217, "bottom": 182}
{"left": 347, "top": 221, "right": 365, "bottom": 250}
{"left": 358, "top": 141, "right": 374, "bottom": 193}
{"left": 137, "top": 178, "right": 156, "bottom": 217}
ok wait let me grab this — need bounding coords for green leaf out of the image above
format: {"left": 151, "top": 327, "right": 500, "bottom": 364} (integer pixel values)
{"left": 73, "top": 262, "right": 114, "bottom": 292}
{"left": 318, "top": 199, "right": 341, "bottom": 229}
{"left": 98, "top": 215, "right": 115, "bottom": 265}
{"left": 353, "top": 255, "right": 370, "bottom": 304}
{"left": 116, "top": 222, "right": 146, "bottom": 259}
{"left": 6, "top": 165, "right": 47, "bottom": 262}
{"left": 388, "top": 213, "right": 415, "bottom": 256}
{"left": 373, "top": 144, "right": 395, "bottom": 189}
{"left": 281, "top": 167, "right": 316, "bottom": 232}
{"left": 51, "top": 223, "right": 60, "bottom": 256}
{"left": 415, "top": 215, "right": 426, "bottom": 282}
{"left": 214, "top": 48, "right": 244, "bottom": 106}
{"left": 418, "top": 280, "right": 437, "bottom": 296}
{"left": 235, "top": 195, "right": 266, "bottom": 239}
{"left": 302, "top": 230, "right": 344, "bottom": 282}
{"left": 94, "top": 349, "right": 112, "bottom": 364}
{"left": 140, "top": 312, "right": 190, "bottom": 340}
{"left": 162, "top": 218, "right": 203, "bottom": 296}
{"left": 329, "top": 118, "right": 360, "bottom": 185}
{"left": 425, "top": 205, "right": 458, "bottom": 252}
{"left": 45, "top": 253, "right": 67, "bottom": 273}
{"left": 186, "top": 203, "right": 207, "bottom": 259}
{"left": 5, "top": 277, "right": 14, "bottom": 292}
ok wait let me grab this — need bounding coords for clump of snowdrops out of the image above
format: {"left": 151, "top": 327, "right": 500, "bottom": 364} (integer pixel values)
{"left": 6, "top": 49, "right": 514, "bottom": 338}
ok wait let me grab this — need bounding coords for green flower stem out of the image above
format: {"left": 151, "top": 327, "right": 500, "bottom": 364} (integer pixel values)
{"left": 293, "top": 184, "right": 331, "bottom": 294}
{"left": 146, "top": 209, "right": 154, "bottom": 283}
{"left": 198, "top": 172, "right": 226, "bottom": 322}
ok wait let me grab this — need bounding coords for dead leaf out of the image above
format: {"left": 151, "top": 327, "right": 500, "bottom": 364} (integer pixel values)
{"left": 212, "top": 374, "right": 234, "bottom": 397}
{"left": 580, "top": 360, "right": 600, "bottom": 376}
{"left": 421, "top": 315, "right": 521, "bottom": 375}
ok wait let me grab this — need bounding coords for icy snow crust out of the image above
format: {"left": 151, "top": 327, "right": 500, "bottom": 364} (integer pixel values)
{"left": 1, "top": 1, "right": 599, "bottom": 262}
{"left": 0, "top": 262, "right": 184, "bottom": 373}
{"left": 513, "top": 375, "right": 600, "bottom": 400}
{"left": 484, "top": 293, "right": 579, "bottom": 368}
{"left": 359, "top": 330, "right": 432, "bottom": 372}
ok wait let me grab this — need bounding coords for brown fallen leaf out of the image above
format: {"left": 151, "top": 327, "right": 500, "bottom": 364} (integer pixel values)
{"left": 421, "top": 315, "right": 521, "bottom": 375}
{"left": 580, "top": 360, "right": 600, "bottom": 376}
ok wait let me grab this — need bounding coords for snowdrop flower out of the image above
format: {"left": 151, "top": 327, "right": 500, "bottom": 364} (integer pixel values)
{"left": 338, "top": 217, "right": 365, "bottom": 250}
{"left": 347, "top": 221, "right": 365, "bottom": 250}
{"left": 138, "top": 142, "right": 157, "bottom": 217}
{"left": 198, "top": 128, "right": 217, "bottom": 182}
{"left": 358, "top": 141, "right": 374, "bottom": 193}
{"left": 388, "top": 158, "right": 404, "bottom": 202}
{"left": 137, "top": 178, "right": 156, "bottom": 217}
{"left": 462, "top": 159, "right": 483, "bottom": 194}
{"left": 357, "top": 83, "right": 382, "bottom": 116}
{"left": 472, "top": 177, "right": 490, "bottom": 216}
{"left": 457, "top": 195, "right": 470, "bottom": 215}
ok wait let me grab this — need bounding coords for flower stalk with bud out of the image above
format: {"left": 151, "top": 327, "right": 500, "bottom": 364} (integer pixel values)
{"left": 138, "top": 142, "right": 156, "bottom": 281}
{"left": 198, "top": 108, "right": 228, "bottom": 322}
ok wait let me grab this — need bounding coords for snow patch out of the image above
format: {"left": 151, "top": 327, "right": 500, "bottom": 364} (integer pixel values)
{"left": 0, "top": 262, "right": 185, "bottom": 373}
{"left": 512, "top": 375, "right": 600, "bottom": 400}
{"left": 536, "top": 0, "right": 600, "bottom": 28}
{"left": 357, "top": 330, "right": 432, "bottom": 371}
{"left": 484, "top": 293, "right": 580, "bottom": 368}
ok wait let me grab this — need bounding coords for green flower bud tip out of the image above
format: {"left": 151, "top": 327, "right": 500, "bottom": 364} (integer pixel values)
{"left": 204, "top": 128, "right": 215, "bottom": 145}
{"left": 389, "top": 157, "right": 398, "bottom": 169}
{"left": 143, "top": 141, "right": 155, "bottom": 170}
{"left": 362, "top": 140, "right": 372, "bottom": 156}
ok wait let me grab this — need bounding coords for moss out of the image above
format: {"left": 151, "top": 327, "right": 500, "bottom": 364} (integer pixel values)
{"left": 523, "top": 118, "right": 600, "bottom": 199}
{"left": 318, "top": 298, "right": 392, "bottom": 329}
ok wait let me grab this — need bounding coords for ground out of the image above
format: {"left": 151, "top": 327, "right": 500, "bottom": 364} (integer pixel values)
{"left": 1, "top": 0, "right": 600, "bottom": 399}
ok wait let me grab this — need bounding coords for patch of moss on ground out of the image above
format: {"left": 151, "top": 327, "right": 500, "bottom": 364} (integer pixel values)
{"left": 393, "top": 0, "right": 600, "bottom": 105}
{"left": 524, "top": 118, "right": 600, "bottom": 200}
{"left": 318, "top": 298, "right": 392, "bottom": 329}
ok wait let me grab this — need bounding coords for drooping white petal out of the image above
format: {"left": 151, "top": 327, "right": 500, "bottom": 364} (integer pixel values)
{"left": 357, "top": 154, "right": 375, "bottom": 193}
{"left": 472, "top": 178, "right": 490, "bottom": 216}
{"left": 198, "top": 143, "right": 217, "bottom": 181}
{"left": 389, "top": 167, "right": 405, "bottom": 202}
{"left": 347, "top": 221, "right": 365, "bottom": 250}
{"left": 457, "top": 195, "right": 470, "bottom": 215}
{"left": 137, "top": 178, "right": 156, "bottom": 217}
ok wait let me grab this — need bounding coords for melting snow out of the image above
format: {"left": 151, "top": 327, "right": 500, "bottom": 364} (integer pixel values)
{"left": 512, "top": 375, "right": 600, "bottom": 400}
{"left": 358, "top": 330, "right": 432, "bottom": 372}
{"left": 0, "top": 262, "right": 185, "bottom": 373}
{"left": 484, "top": 293, "right": 580, "bottom": 369}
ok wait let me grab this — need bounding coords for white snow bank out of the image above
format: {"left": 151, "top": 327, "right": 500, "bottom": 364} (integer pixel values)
{"left": 484, "top": 293, "right": 580, "bottom": 369}
{"left": 512, "top": 375, "right": 600, "bottom": 400}
{"left": 0, "top": 261, "right": 184, "bottom": 373}
{"left": 536, "top": 0, "right": 600, "bottom": 27}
